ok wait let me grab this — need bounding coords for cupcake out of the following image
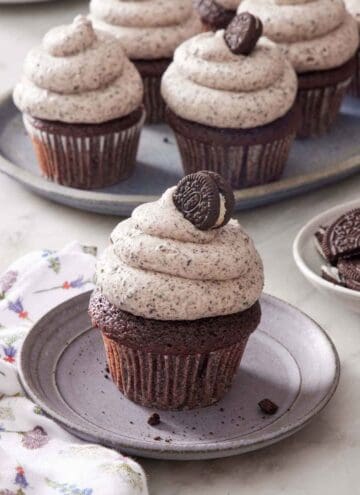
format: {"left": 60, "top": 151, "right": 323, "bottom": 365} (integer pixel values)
{"left": 89, "top": 0, "right": 202, "bottom": 124}
{"left": 89, "top": 171, "right": 264, "bottom": 410}
{"left": 13, "top": 16, "right": 144, "bottom": 190}
{"left": 238, "top": 0, "right": 359, "bottom": 138}
{"left": 161, "top": 14, "right": 298, "bottom": 189}
{"left": 345, "top": 0, "right": 360, "bottom": 97}
{"left": 193, "top": 0, "right": 239, "bottom": 31}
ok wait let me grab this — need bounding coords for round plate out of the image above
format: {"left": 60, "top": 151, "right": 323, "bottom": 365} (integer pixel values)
{"left": 1, "top": 92, "right": 360, "bottom": 215}
{"left": 293, "top": 199, "right": 360, "bottom": 313}
{"left": 18, "top": 291, "right": 340, "bottom": 460}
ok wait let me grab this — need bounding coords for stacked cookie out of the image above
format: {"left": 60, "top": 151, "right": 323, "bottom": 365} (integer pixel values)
{"left": 315, "top": 209, "right": 360, "bottom": 291}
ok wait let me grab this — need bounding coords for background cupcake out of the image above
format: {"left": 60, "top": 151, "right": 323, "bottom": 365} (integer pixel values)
{"left": 13, "top": 16, "right": 144, "bottom": 190}
{"left": 89, "top": 171, "right": 264, "bottom": 410}
{"left": 161, "top": 15, "right": 298, "bottom": 189}
{"left": 89, "top": 0, "right": 202, "bottom": 124}
{"left": 193, "top": 0, "right": 239, "bottom": 31}
{"left": 345, "top": 0, "right": 360, "bottom": 97}
{"left": 238, "top": 0, "right": 359, "bottom": 138}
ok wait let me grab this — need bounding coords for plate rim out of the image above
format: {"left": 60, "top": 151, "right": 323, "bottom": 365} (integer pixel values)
{"left": 293, "top": 198, "right": 360, "bottom": 299}
{"left": 18, "top": 291, "right": 341, "bottom": 459}
{"left": 1, "top": 90, "right": 360, "bottom": 214}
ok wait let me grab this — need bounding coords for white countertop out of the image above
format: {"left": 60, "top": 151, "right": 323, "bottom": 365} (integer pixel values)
{"left": 0, "top": 2, "right": 359, "bottom": 494}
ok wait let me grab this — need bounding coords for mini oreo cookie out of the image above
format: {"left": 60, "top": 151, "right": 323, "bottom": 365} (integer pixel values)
{"left": 194, "top": 0, "right": 234, "bottom": 29}
{"left": 224, "top": 13, "right": 263, "bottom": 56}
{"left": 322, "top": 209, "right": 360, "bottom": 263}
{"left": 173, "top": 171, "right": 235, "bottom": 231}
{"left": 337, "top": 257, "right": 360, "bottom": 291}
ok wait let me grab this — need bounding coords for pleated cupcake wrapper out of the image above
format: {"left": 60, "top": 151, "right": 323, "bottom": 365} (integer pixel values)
{"left": 348, "top": 49, "right": 360, "bottom": 98}
{"left": 143, "top": 75, "right": 166, "bottom": 124}
{"left": 172, "top": 131, "right": 295, "bottom": 189}
{"left": 297, "top": 76, "right": 353, "bottom": 138}
{"left": 102, "top": 334, "right": 250, "bottom": 410}
{"left": 24, "top": 112, "right": 145, "bottom": 189}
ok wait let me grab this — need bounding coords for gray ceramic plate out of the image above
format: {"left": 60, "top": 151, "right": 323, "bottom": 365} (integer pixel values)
{"left": 18, "top": 291, "right": 340, "bottom": 460}
{"left": 0, "top": 93, "right": 360, "bottom": 215}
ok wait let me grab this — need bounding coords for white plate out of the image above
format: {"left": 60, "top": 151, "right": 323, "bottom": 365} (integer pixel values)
{"left": 18, "top": 291, "right": 340, "bottom": 460}
{"left": 293, "top": 199, "right": 360, "bottom": 313}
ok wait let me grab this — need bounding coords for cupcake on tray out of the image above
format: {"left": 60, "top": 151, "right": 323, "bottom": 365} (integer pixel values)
{"left": 238, "top": 0, "right": 359, "bottom": 138}
{"left": 193, "top": 0, "right": 239, "bottom": 31}
{"left": 161, "top": 14, "right": 298, "bottom": 189}
{"left": 345, "top": 0, "right": 360, "bottom": 97}
{"left": 89, "top": 0, "right": 202, "bottom": 124}
{"left": 89, "top": 171, "right": 264, "bottom": 410}
{"left": 13, "top": 16, "right": 144, "bottom": 190}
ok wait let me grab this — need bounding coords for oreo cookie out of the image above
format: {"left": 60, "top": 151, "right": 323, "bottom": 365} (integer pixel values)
{"left": 337, "top": 257, "right": 360, "bottom": 291}
{"left": 224, "top": 13, "right": 263, "bottom": 56}
{"left": 173, "top": 171, "right": 235, "bottom": 231}
{"left": 194, "top": 0, "right": 234, "bottom": 29}
{"left": 321, "top": 209, "right": 360, "bottom": 264}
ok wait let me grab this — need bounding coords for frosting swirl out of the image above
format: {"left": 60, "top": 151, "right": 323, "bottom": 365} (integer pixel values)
{"left": 238, "top": 0, "right": 359, "bottom": 72}
{"left": 96, "top": 187, "right": 264, "bottom": 320}
{"left": 345, "top": 0, "right": 360, "bottom": 27}
{"left": 161, "top": 31, "right": 297, "bottom": 128}
{"left": 89, "top": 0, "right": 202, "bottom": 60}
{"left": 13, "top": 16, "right": 143, "bottom": 124}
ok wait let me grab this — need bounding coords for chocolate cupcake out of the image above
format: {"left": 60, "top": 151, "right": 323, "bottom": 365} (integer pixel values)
{"left": 89, "top": 172, "right": 264, "bottom": 410}
{"left": 345, "top": 0, "right": 360, "bottom": 97}
{"left": 161, "top": 17, "right": 298, "bottom": 189}
{"left": 238, "top": 0, "right": 359, "bottom": 138}
{"left": 193, "top": 0, "right": 238, "bottom": 31}
{"left": 89, "top": 0, "right": 202, "bottom": 124}
{"left": 13, "top": 16, "right": 144, "bottom": 189}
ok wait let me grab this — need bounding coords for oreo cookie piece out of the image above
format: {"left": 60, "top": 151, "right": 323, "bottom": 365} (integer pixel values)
{"left": 194, "top": 0, "right": 234, "bottom": 29}
{"left": 322, "top": 209, "right": 360, "bottom": 263}
{"left": 337, "top": 257, "right": 360, "bottom": 291}
{"left": 173, "top": 171, "right": 235, "bottom": 231}
{"left": 224, "top": 13, "right": 263, "bottom": 56}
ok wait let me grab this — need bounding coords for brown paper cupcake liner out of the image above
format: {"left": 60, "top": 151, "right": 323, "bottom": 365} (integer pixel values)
{"left": 23, "top": 108, "right": 145, "bottom": 190}
{"left": 166, "top": 106, "right": 298, "bottom": 189}
{"left": 102, "top": 334, "right": 250, "bottom": 410}
{"left": 297, "top": 57, "right": 355, "bottom": 138}
{"left": 348, "top": 49, "right": 360, "bottom": 98}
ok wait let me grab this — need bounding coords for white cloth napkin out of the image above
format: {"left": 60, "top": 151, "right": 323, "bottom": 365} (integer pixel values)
{"left": 0, "top": 242, "right": 148, "bottom": 495}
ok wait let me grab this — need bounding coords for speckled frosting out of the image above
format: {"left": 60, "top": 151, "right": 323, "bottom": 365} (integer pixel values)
{"left": 161, "top": 30, "right": 297, "bottom": 128}
{"left": 345, "top": 0, "right": 360, "bottom": 26}
{"left": 13, "top": 16, "right": 143, "bottom": 124}
{"left": 216, "top": 0, "right": 240, "bottom": 9}
{"left": 96, "top": 187, "right": 264, "bottom": 320}
{"left": 238, "top": 0, "right": 359, "bottom": 73}
{"left": 89, "top": 0, "right": 202, "bottom": 60}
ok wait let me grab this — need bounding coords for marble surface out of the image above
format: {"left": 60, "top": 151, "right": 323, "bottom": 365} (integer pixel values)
{"left": 0, "top": 2, "right": 359, "bottom": 494}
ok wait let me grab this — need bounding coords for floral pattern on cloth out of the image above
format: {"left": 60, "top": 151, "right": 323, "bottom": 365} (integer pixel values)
{"left": 0, "top": 242, "right": 148, "bottom": 495}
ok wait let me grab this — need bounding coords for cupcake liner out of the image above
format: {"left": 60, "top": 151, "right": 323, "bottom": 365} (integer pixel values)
{"left": 142, "top": 75, "right": 166, "bottom": 124}
{"left": 166, "top": 107, "right": 298, "bottom": 189}
{"left": 102, "top": 334, "right": 250, "bottom": 410}
{"left": 348, "top": 48, "right": 360, "bottom": 98}
{"left": 23, "top": 109, "right": 145, "bottom": 189}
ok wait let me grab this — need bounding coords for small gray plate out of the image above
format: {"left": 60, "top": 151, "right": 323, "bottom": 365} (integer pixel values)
{"left": 0, "top": 92, "right": 360, "bottom": 216}
{"left": 18, "top": 291, "right": 340, "bottom": 460}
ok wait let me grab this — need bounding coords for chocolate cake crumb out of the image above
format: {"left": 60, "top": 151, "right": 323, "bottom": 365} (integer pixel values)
{"left": 154, "top": 436, "right": 162, "bottom": 441}
{"left": 148, "top": 413, "right": 161, "bottom": 426}
{"left": 258, "top": 399, "right": 279, "bottom": 415}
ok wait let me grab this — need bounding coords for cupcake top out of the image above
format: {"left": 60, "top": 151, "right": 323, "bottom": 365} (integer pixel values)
{"left": 13, "top": 16, "right": 143, "bottom": 124}
{"left": 96, "top": 172, "right": 264, "bottom": 321}
{"left": 345, "top": 0, "right": 360, "bottom": 27}
{"left": 238, "top": 0, "right": 359, "bottom": 73}
{"left": 89, "top": 0, "right": 202, "bottom": 60}
{"left": 161, "top": 15, "right": 297, "bottom": 128}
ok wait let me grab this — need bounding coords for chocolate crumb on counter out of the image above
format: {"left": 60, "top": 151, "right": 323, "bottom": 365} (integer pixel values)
{"left": 148, "top": 413, "right": 161, "bottom": 426}
{"left": 258, "top": 399, "right": 279, "bottom": 415}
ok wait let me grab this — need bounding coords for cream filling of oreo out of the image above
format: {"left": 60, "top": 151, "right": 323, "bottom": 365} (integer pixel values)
{"left": 213, "top": 194, "right": 226, "bottom": 229}
{"left": 322, "top": 265, "right": 341, "bottom": 284}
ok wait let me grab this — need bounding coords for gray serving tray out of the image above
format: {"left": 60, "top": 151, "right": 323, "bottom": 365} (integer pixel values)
{"left": 18, "top": 291, "right": 340, "bottom": 461}
{"left": 1, "top": 92, "right": 359, "bottom": 216}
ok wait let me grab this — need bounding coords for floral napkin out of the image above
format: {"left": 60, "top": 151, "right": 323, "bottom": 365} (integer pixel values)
{"left": 0, "top": 242, "right": 148, "bottom": 495}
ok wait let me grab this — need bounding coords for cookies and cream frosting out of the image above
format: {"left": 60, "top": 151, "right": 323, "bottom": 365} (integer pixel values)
{"left": 96, "top": 187, "right": 264, "bottom": 321}
{"left": 89, "top": 0, "right": 202, "bottom": 60}
{"left": 216, "top": 0, "right": 240, "bottom": 10}
{"left": 238, "top": 0, "right": 359, "bottom": 73}
{"left": 345, "top": 0, "right": 360, "bottom": 27}
{"left": 13, "top": 16, "right": 143, "bottom": 124}
{"left": 161, "top": 30, "right": 297, "bottom": 128}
